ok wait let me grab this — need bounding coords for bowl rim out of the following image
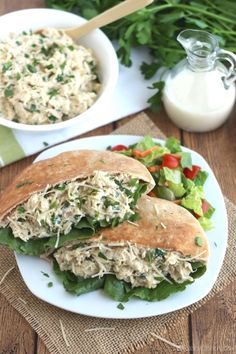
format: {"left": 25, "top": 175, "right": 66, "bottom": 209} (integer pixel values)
{"left": 0, "top": 8, "right": 119, "bottom": 132}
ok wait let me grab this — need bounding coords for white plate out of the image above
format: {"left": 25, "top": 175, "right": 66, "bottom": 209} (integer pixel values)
{"left": 15, "top": 135, "right": 228, "bottom": 319}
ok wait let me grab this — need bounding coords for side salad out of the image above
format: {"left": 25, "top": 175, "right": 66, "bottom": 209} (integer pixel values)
{"left": 108, "top": 136, "right": 215, "bottom": 231}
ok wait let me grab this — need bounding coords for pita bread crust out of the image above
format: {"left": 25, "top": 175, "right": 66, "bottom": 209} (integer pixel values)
{"left": 0, "top": 150, "right": 154, "bottom": 221}
{"left": 95, "top": 196, "right": 209, "bottom": 261}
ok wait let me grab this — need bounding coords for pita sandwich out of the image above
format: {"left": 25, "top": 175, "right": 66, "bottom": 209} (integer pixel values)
{"left": 0, "top": 150, "right": 154, "bottom": 255}
{"left": 53, "top": 196, "right": 208, "bottom": 301}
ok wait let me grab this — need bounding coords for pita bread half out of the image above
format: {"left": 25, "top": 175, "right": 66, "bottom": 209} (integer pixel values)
{"left": 90, "top": 195, "right": 209, "bottom": 261}
{"left": 0, "top": 150, "right": 155, "bottom": 221}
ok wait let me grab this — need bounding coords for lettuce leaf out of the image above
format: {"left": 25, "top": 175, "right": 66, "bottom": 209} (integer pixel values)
{"left": 162, "top": 167, "right": 182, "bottom": 184}
{"left": 179, "top": 152, "right": 192, "bottom": 169}
{"left": 53, "top": 260, "right": 206, "bottom": 302}
{"left": 181, "top": 186, "right": 205, "bottom": 216}
{"left": 133, "top": 135, "right": 160, "bottom": 151}
{"left": 168, "top": 181, "right": 186, "bottom": 198}
{"left": 53, "top": 260, "right": 104, "bottom": 295}
{"left": 193, "top": 170, "right": 208, "bottom": 186}
{"left": 198, "top": 216, "right": 214, "bottom": 231}
{"left": 165, "top": 137, "right": 182, "bottom": 153}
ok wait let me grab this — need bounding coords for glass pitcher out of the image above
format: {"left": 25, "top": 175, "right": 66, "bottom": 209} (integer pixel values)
{"left": 162, "top": 29, "right": 236, "bottom": 132}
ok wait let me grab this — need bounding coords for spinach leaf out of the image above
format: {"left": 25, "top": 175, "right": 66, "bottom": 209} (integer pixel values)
{"left": 0, "top": 223, "right": 94, "bottom": 256}
{"left": 53, "top": 260, "right": 104, "bottom": 296}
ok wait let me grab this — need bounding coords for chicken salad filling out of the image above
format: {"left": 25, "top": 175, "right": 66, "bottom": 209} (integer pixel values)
{"left": 0, "top": 28, "right": 100, "bottom": 124}
{"left": 54, "top": 241, "right": 206, "bottom": 288}
{"left": 1, "top": 172, "right": 147, "bottom": 242}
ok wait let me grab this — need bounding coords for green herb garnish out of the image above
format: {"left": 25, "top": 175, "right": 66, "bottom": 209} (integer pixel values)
{"left": 60, "top": 61, "right": 66, "bottom": 70}
{"left": 117, "top": 303, "right": 125, "bottom": 310}
{"left": 16, "top": 180, "right": 33, "bottom": 188}
{"left": 195, "top": 236, "right": 203, "bottom": 247}
{"left": 26, "top": 64, "right": 37, "bottom": 73}
{"left": 98, "top": 252, "right": 108, "bottom": 260}
{"left": 43, "top": 141, "right": 49, "bottom": 146}
{"left": 56, "top": 74, "right": 64, "bottom": 82}
{"left": 41, "top": 271, "right": 49, "bottom": 278}
{"left": 47, "top": 282, "right": 53, "bottom": 288}
{"left": 25, "top": 104, "right": 40, "bottom": 113}
{"left": 46, "top": 0, "right": 236, "bottom": 111}
{"left": 48, "top": 114, "right": 57, "bottom": 122}
{"left": 2, "top": 62, "right": 12, "bottom": 73}
{"left": 46, "top": 64, "right": 54, "bottom": 70}
{"left": 48, "top": 88, "right": 59, "bottom": 98}
{"left": 55, "top": 183, "right": 66, "bottom": 191}
{"left": 17, "top": 206, "right": 26, "bottom": 214}
{"left": 4, "top": 85, "right": 14, "bottom": 98}
{"left": 16, "top": 72, "right": 21, "bottom": 80}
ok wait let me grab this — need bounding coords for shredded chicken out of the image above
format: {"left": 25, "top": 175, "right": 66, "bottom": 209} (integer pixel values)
{"left": 54, "top": 241, "right": 205, "bottom": 288}
{"left": 1, "top": 172, "right": 142, "bottom": 241}
{"left": 0, "top": 28, "right": 100, "bottom": 124}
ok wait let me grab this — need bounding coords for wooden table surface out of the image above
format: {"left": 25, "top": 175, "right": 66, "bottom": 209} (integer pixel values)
{"left": 0, "top": 1, "right": 236, "bottom": 353}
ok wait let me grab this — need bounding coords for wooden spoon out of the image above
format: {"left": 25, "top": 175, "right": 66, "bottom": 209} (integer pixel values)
{"left": 62, "top": 0, "right": 153, "bottom": 40}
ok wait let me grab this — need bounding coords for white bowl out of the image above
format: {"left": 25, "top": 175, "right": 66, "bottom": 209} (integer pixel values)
{"left": 0, "top": 8, "right": 119, "bottom": 132}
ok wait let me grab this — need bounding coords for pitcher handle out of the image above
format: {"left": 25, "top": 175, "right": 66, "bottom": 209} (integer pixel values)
{"left": 216, "top": 49, "right": 236, "bottom": 89}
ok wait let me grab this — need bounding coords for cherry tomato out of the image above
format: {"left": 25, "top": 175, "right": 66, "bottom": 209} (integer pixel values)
{"left": 183, "top": 165, "right": 201, "bottom": 180}
{"left": 161, "top": 154, "right": 179, "bottom": 169}
{"left": 111, "top": 144, "right": 128, "bottom": 151}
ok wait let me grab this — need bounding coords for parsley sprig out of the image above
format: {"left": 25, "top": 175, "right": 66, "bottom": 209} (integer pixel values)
{"left": 46, "top": 0, "right": 236, "bottom": 111}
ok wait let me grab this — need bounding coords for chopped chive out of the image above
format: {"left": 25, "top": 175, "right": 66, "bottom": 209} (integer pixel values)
{"left": 16, "top": 180, "right": 33, "bottom": 188}
{"left": 47, "top": 88, "right": 59, "bottom": 99}
{"left": 41, "top": 271, "right": 49, "bottom": 278}
{"left": 56, "top": 74, "right": 64, "bottom": 82}
{"left": 46, "top": 64, "right": 54, "bottom": 70}
{"left": 48, "top": 114, "right": 57, "bottom": 122}
{"left": 47, "top": 282, "right": 53, "bottom": 288}
{"left": 22, "top": 30, "right": 27, "bottom": 35}
{"left": 33, "top": 58, "right": 40, "bottom": 66}
{"left": 55, "top": 183, "right": 66, "bottom": 191}
{"left": 68, "top": 45, "right": 74, "bottom": 51}
{"left": 195, "top": 236, "right": 203, "bottom": 247}
{"left": 98, "top": 252, "right": 108, "bottom": 260}
{"left": 117, "top": 303, "right": 125, "bottom": 310}
{"left": 4, "top": 85, "right": 14, "bottom": 98}
{"left": 24, "top": 53, "right": 30, "bottom": 58}
{"left": 50, "top": 201, "right": 57, "bottom": 209}
{"left": 60, "top": 61, "right": 66, "bottom": 70}
{"left": 43, "top": 141, "right": 49, "bottom": 147}
{"left": 18, "top": 206, "right": 26, "bottom": 214}
{"left": 16, "top": 40, "right": 21, "bottom": 46}
{"left": 2, "top": 62, "right": 12, "bottom": 73}
{"left": 16, "top": 72, "right": 21, "bottom": 80}
{"left": 25, "top": 104, "right": 40, "bottom": 113}
{"left": 31, "top": 43, "right": 36, "bottom": 48}
{"left": 26, "top": 64, "right": 37, "bottom": 73}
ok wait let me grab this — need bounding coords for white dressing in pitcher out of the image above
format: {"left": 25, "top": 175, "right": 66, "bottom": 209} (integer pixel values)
{"left": 163, "top": 29, "right": 236, "bottom": 132}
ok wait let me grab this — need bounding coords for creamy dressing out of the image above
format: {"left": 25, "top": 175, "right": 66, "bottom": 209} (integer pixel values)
{"left": 163, "top": 66, "right": 236, "bottom": 132}
{"left": 54, "top": 241, "right": 203, "bottom": 288}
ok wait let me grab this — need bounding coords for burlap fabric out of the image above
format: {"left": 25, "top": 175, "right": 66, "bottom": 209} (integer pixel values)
{"left": 0, "top": 112, "right": 235, "bottom": 354}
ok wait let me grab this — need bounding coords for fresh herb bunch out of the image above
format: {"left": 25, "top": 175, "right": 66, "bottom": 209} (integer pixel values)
{"left": 46, "top": 0, "right": 236, "bottom": 111}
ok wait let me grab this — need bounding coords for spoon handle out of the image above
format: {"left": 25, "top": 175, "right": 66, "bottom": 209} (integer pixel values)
{"left": 64, "top": 0, "right": 153, "bottom": 39}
